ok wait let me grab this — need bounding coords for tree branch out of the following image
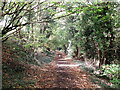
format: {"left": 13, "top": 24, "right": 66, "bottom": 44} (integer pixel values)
{"left": 2, "top": 3, "right": 27, "bottom": 36}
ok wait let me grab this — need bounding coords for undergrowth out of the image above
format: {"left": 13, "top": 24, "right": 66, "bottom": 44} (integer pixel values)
{"left": 2, "top": 40, "right": 52, "bottom": 88}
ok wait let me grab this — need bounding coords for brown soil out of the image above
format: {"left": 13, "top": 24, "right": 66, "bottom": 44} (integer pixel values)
{"left": 23, "top": 51, "right": 98, "bottom": 88}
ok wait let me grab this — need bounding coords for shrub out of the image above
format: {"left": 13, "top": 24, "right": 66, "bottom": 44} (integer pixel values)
{"left": 101, "top": 64, "right": 120, "bottom": 88}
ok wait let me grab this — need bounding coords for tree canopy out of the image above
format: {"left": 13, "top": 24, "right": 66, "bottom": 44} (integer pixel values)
{"left": 1, "top": 0, "right": 120, "bottom": 66}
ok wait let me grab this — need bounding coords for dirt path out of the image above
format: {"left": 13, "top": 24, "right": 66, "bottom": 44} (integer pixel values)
{"left": 52, "top": 57, "right": 97, "bottom": 88}
{"left": 25, "top": 51, "right": 99, "bottom": 88}
{"left": 2, "top": 46, "right": 112, "bottom": 88}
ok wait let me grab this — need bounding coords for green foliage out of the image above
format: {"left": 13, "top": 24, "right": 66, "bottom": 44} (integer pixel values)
{"left": 3, "top": 63, "right": 36, "bottom": 88}
{"left": 102, "top": 64, "right": 119, "bottom": 78}
{"left": 75, "top": 2, "right": 120, "bottom": 63}
{"left": 101, "top": 64, "right": 120, "bottom": 88}
{"left": 110, "top": 78, "right": 120, "bottom": 88}
{"left": 2, "top": 1, "right": 120, "bottom": 88}
{"left": 1, "top": 1, "right": 120, "bottom": 65}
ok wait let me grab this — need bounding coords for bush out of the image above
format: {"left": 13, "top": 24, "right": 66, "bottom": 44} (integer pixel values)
{"left": 101, "top": 64, "right": 120, "bottom": 88}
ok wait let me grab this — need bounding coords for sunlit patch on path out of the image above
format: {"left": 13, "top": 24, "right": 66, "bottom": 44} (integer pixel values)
{"left": 24, "top": 51, "right": 102, "bottom": 88}
{"left": 56, "top": 57, "right": 81, "bottom": 67}
{"left": 49, "top": 52, "right": 99, "bottom": 88}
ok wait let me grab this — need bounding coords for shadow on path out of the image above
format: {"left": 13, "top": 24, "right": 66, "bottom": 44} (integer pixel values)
{"left": 54, "top": 67, "right": 76, "bottom": 88}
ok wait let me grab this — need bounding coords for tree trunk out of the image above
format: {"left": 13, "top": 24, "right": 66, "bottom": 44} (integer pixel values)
{"left": 76, "top": 45, "right": 80, "bottom": 58}
{"left": 63, "top": 44, "right": 67, "bottom": 54}
{"left": 98, "top": 49, "right": 102, "bottom": 68}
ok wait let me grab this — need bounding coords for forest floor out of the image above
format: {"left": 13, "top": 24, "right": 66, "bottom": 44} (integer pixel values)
{"left": 30, "top": 58, "right": 98, "bottom": 88}
{"left": 3, "top": 54, "right": 112, "bottom": 88}
{"left": 2, "top": 42, "right": 113, "bottom": 88}
{"left": 23, "top": 56, "right": 112, "bottom": 88}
